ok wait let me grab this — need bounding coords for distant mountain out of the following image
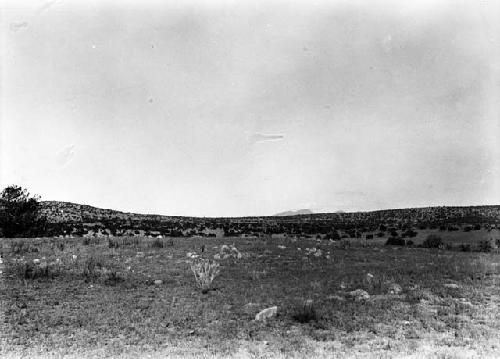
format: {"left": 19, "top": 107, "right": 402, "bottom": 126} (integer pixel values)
{"left": 274, "top": 209, "right": 314, "bottom": 216}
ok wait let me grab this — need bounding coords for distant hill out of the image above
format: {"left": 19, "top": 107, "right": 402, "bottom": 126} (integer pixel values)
{"left": 34, "top": 200, "right": 500, "bottom": 239}
{"left": 39, "top": 201, "right": 183, "bottom": 223}
{"left": 274, "top": 209, "right": 314, "bottom": 216}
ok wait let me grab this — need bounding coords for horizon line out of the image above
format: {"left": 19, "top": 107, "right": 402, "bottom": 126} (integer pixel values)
{"left": 41, "top": 199, "right": 500, "bottom": 219}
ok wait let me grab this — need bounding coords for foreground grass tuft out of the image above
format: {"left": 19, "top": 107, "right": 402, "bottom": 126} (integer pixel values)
{"left": 190, "top": 258, "right": 220, "bottom": 293}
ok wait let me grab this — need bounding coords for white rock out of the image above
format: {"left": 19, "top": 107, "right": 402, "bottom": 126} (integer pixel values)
{"left": 444, "top": 283, "right": 460, "bottom": 289}
{"left": 388, "top": 283, "right": 403, "bottom": 294}
{"left": 348, "top": 289, "right": 370, "bottom": 301}
{"left": 154, "top": 279, "right": 163, "bottom": 285}
{"left": 277, "top": 245, "right": 286, "bottom": 249}
{"left": 255, "top": 306, "right": 278, "bottom": 321}
{"left": 327, "top": 294, "right": 345, "bottom": 301}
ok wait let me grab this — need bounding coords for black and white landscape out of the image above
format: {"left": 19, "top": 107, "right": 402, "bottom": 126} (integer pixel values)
{"left": 1, "top": 0, "right": 499, "bottom": 357}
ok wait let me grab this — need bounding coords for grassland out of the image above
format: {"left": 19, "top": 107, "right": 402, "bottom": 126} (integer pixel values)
{"left": 1, "top": 234, "right": 500, "bottom": 358}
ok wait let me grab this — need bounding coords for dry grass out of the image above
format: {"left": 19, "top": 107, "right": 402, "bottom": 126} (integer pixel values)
{"left": 190, "top": 258, "right": 220, "bottom": 293}
{"left": 1, "top": 235, "right": 500, "bottom": 358}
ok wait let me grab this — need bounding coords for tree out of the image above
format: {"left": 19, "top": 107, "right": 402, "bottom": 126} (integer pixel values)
{"left": 0, "top": 185, "right": 46, "bottom": 237}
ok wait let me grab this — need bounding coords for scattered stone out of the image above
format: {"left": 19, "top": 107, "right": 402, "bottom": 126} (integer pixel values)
{"left": 218, "top": 244, "right": 242, "bottom": 259}
{"left": 314, "top": 249, "right": 323, "bottom": 257}
{"left": 154, "top": 279, "right": 163, "bottom": 285}
{"left": 327, "top": 294, "right": 346, "bottom": 301}
{"left": 388, "top": 283, "right": 403, "bottom": 295}
{"left": 347, "top": 289, "right": 370, "bottom": 301}
{"left": 136, "top": 252, "right": 145, "bottom": 257}
{"left": 255, "top": 306, "right": 278, "bottom": 321}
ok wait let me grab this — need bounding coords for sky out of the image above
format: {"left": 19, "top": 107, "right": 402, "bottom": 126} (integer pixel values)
{"left": 1, "top": 0, "right": 499, "bottom": 217}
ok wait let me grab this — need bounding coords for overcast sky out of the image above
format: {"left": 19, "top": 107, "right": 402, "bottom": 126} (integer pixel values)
{"left": 1, "top": 0, "right": 499, "bottom": 216}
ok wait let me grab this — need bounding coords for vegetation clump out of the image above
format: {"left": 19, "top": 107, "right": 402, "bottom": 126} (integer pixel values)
{"left": 0, "top": 185, "right": 46, "bottom": 237}
{"left": 292, "top": 299, "right": 318, "bottom": 323}
{"left": 190, "top": 258, "right": 220, "bottom": 293}
{"left": 422, "top": 234, "right": 444, "bottom": 248}
{"left": 385, "top": 237, "right": 406, "bottom": 246}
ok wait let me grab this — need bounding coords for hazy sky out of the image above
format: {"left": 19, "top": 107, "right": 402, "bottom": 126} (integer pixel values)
{"left": 1, "top": 0, "right": 499, "bottom": 216}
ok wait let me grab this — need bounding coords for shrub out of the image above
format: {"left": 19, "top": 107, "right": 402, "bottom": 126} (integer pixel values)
{"left": 422, "top": 234, "right": 443, "bottom": 248}
{"left": 459, "top": 243, "right": 471, "bottom": 252}
{"left": 81, "top": 254, "right": 106, "bottom": 280}
{"left": 190, "top": 259, "right": 220, "bottom": 293}
{"left": 477, "top": 240, "right": 493, "bottom": 253}
{"left": 82, "top": 237, "right": 100, "bottom": 246}
{"left": 104, "top": 270, "right": 124, "bottom": 286}
{"left": 108, "top": 237, "right": 121, "bottom": 248}
{"left": 11, "top": 239, "right": 38, "bottom": 254}
{"left": 402, "top": 230, "right": 417, "bottom": 238}
{"left": 385, "top": 237, "right": 406, "bottom": 246}
{"left": 151, "top": 238, "right": 164, "bottom": 248}
{"left": 340, "top": 239, "right": 350, "bottom": 249}
{"left": 0, "top": 185, "right": 47, "bottom": 237}
{"left": 123, "top": 237, "right": 140, "bottom": 246}
{"left": 10, "top": 258, "right": 61, "bottom": 280}
{"left": 292, "top": 299, "right": 318, "bottom": 323}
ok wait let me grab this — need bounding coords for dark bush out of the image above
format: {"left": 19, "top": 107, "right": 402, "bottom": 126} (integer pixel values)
{"left": 0, "top": 185, "right": 47, "bottom": 237}
{"left": 292, "top": 300, "right": 318, "bottom": 323}
{"left": 459, "top": 243, "right": 471, "bottom": 252}
{"left": 83, "top": 237, "right": 100, "bottom": 246}
{"left": 385, "top": 237, "right": 406, "bottom": 246}
{"left": 402, "top": 230, "right": 417, "bottom": 238}
{"left": 151, "top": 238, "right": 164, "bottom": 248}
{"left": 108, "top": 237, "right": 121, "bottom": 248}
{"left": 82, "top": 254, "right": 105, "bottom": 281}
{"left": 477, "top": 240, "right": 492, "bottom": 253}
{"left": 422, "top": 234, "right": 443, "bottom": 248}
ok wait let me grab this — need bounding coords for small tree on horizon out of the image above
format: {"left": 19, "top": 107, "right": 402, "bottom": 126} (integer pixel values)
{"left": 0, "top": 185, "right": 46, "bottom": 237}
